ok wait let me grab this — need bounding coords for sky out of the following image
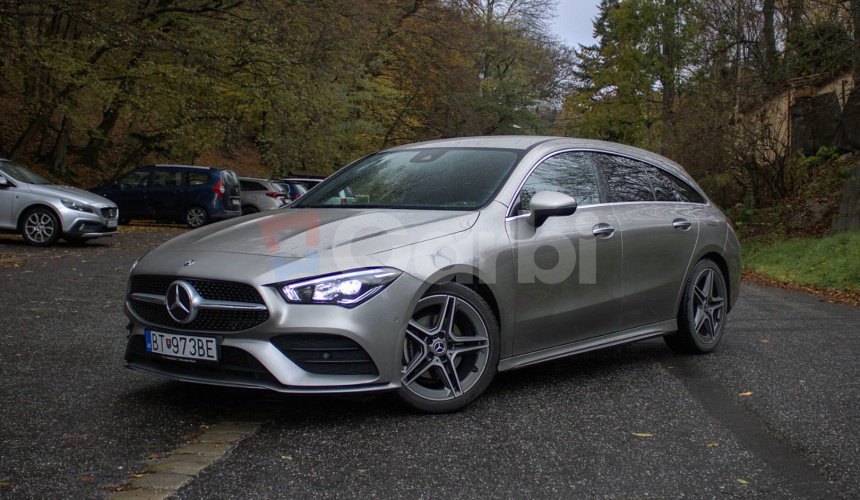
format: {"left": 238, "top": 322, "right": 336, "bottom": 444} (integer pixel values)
{"left": 549, "top": 0, "right": 600, "bottom": 48}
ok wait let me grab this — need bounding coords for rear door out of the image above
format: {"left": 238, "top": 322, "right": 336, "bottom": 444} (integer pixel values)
{"left": 507, "top": 151, "right": 623, "bottom": 355}
{"left": 593, "top": 153, "right": 700, "bottom": 331}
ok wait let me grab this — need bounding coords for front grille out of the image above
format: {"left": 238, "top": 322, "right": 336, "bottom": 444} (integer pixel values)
{"left": 271, "top": 334, "right": 378, "bottom": 376}
{"left": 125, "top": 335, "right": 278, "bottom": 384}
{"left": 101, "top": 207, "right": 118, "bottom": 218}
{"left": 129, "top": 276, "right": 269, "bottom": 332}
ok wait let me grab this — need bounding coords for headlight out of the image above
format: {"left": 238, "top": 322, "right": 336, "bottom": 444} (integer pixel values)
{"left": 277, "top": 268, "right": 402, "bottom": 307}
{"left": 130, "top": 250, "right": 151, "bottom": 275}
{"left": 61, "top": 198, "right": 93, "bottom": 213}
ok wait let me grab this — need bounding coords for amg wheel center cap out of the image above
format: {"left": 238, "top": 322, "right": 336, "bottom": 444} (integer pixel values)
{"left": 431, "top": 338, "right": 448, "bottom": 356}
{"left": 166, "top": 280, "right": 200, "bottom": 324}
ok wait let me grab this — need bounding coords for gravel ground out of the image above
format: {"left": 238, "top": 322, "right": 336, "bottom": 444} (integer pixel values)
{"left": 0, "top": 227, "right": 857, "bottom": 499}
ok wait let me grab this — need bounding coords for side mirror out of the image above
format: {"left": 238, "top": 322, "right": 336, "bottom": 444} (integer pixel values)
{"left": 0, "top": 176, "right": 9, "bottom": 188}
{"left": 527, "top": 191, "right": 578, "bottom": 227}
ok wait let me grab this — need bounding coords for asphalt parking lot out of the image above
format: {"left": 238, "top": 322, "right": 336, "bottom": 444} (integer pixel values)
{"left": 1, "top": 227, "right": 858, "bottom": 499}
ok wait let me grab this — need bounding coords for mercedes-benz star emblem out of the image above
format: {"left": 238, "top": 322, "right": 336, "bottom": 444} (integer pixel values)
{"left": 431, "top": 338, "right": 447, "bottom": 356}
{"left": 166, "top": 280, "right": 199, "bottom": 324}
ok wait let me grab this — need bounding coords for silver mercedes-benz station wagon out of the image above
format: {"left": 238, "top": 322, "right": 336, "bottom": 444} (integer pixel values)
{"left": 124, "top": 137, "right": 741, "bottom": 412}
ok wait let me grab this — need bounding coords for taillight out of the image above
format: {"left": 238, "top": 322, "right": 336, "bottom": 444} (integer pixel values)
{"left": 213, "top": 180, "right": 224, "bottom": 199}
{"left": 726, "top": 215, "right": 735, "bottom": 230}
{"left": 265, "top": 192, "right": 283, "bottom": 198}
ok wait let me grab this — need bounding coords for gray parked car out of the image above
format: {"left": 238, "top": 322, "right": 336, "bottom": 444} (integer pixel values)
{"left": 0, "top": 159, "right": 119, "bottom": 246}
{"left": 238, "top": 178, "right": 290, "bottom": 214}
{"left": 123, "top": 137, "right": 741, "bottom": 412}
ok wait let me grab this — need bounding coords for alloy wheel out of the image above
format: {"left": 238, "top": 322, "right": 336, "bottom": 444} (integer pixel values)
{"left": 690, "top": 267, "right": 726, "bottom": 344}
{"left": 25, "top": 212, "right": 56, "bottom": 243}
{"left": 186, "top": 207, "right": 206, "bottom": 228}
{"left": 401, "top": 294, "right": 491, "bottom": 402}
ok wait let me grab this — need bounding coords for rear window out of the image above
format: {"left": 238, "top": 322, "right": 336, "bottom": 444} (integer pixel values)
{"left": 592, "top": 154, "right": 656, "bottom": 203}
{"left": 221, "top": 170, "right": 239, "bottom": 186}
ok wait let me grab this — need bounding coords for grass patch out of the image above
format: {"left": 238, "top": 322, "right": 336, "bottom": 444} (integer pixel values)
{"left": 745, "top": 230, "right": 860, "bottom": 292}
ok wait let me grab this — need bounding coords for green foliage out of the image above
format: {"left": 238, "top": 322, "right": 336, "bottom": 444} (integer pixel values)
{"left": 0, "top": 0, "right": 570, "bottom": 181}
{"left": 745, "top": 231, "right": 860, "bottom": 291}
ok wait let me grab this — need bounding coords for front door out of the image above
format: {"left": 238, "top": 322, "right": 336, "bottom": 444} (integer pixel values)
{"left": 111, "top": 169, "right": 152, "bottom": 218}
{"left": 507, "top": 151, "right": 623, "bottom": 355}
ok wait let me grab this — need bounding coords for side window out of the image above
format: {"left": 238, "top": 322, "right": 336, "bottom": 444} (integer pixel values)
{"left": 118, "top": 171, "right": 150, "bottom": 190}
{"left": 240, "top": 180, "right": 264, "bottom": 191}
{"left": 186, "top": 172, "right": 209, "bottom": 186}
{"left": 151, "top": 169, "right": 183, "bottom": 188}
{"left": 518, "top": 152, "right": 599, "bottom": 213}
{"left": 592, "top": 154, "right": 655, "bottom": 203}
{"left": 645, "top": 166, "right": 705, "bottom": 203}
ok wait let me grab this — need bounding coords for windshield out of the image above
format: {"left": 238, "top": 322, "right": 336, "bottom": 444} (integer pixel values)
{"left": 0, "top": 160, "right": 52, "bottom": 184}
{"left": 295, "top": 148, "right": 520, "bottom": 210}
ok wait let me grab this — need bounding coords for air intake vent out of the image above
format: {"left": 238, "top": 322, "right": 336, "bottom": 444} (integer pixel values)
{"left": 271, "top": 334, "right": 379, "bottom": 376}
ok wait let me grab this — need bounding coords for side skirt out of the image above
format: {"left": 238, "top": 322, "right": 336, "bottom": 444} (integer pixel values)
{"left": 498, "top": 319, "right": 677, "bottom": 372}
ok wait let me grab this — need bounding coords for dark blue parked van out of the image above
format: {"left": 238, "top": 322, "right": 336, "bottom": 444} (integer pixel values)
{"left": 91, "top": 165, "right": 242, "bottom": 228}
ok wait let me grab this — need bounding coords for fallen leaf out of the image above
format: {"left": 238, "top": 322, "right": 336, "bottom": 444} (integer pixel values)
{"left": 132, "top": 474, "right": 145, "bottom": 478}
{"left": 739, "top": 392, "right": 754, "bottom": 396}
{"left": 758, "top": 339, "right": 770, "bottom": 344}
{"left": 737, "top": 479, "right": 749, "bottom": 484}
{"left": 280, "top": 455, "right": 293, "bottom": 460}
{"left": 706, "top": 442, "right": 720, "bottom": 448}
{"left": 631, "top": 433, "right": 653, "bottom": 437}
{"left": 110, "top": 399, "right": 120, "bottom": 404}
{"left": 80, "top": 476, "right": 94, "bottom": 483}
{"left": 200, "top": 424, "right": 210, "bottom": 430}
{"left": 799, "top": 380, "right": 806, "bottom": 384}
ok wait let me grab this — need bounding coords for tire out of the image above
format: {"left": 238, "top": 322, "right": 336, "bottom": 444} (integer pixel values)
{"left": 243, "top": 206, "right": 259, "bottom": 215}
{"left": 664, "top": 259, "right": 728, "bottom": 354}
{"left": 20, "top": 207, "right": 61, "bottom": 247}
{"left": 397, "top": 283, "right": 500, "bottom": 413}
{"left": 185, "top": 206, "right": 208, "bottom": 228}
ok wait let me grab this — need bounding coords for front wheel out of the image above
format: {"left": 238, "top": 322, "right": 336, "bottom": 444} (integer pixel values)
{"left": 21, "top": 208, "right": 61, "bottom": 246}
{"left": 185, "top": 206, "right": 208, "bottom": 228}
{"left": 664, "top": 259, "right": 728, "bottom": 354}
{"left": 397, "top": 283, "right": 500, "bottom": 413}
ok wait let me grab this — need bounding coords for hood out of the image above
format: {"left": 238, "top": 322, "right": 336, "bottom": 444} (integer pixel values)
{"left": 154, "top": 208, "right": 479, "bottom": 258}
{"left": 28, "top": 183, "right": 117, "bottom": 207}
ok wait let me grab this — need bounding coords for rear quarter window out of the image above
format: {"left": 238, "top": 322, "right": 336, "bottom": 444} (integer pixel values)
{"left": 186, "top": 171, "right": 209, "bottom": 186}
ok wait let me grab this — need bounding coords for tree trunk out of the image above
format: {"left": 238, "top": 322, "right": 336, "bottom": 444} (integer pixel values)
{"left": 853, "top": 0, "right": 860, "bottom": 86}
{"left": 763, "top": 0, "right": 777, "bottom": 78}
{"left": 50, "top": 114, "right": 71, "bottom": 179}
{"left": 661, "top": 0, "right": 676, "bottom": 154}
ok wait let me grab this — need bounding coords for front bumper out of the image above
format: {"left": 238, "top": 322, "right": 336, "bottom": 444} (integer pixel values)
{"left": 59, "top": 205, "right": 119, "bottom": 239}
{"left": 123, "top": 267, "right": 424, "bottom": 394}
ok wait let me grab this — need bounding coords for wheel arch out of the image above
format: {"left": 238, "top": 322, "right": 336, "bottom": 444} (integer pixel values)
{"left": 17, "top": 203, "right": 63, "bottom": 232}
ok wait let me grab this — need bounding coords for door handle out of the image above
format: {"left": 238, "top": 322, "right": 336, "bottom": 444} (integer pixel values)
{"left": 592, "top": 223, "right": 615, "bottom": 237}
{"left": 673, "top": 219, "right": 692, "bottom": 230}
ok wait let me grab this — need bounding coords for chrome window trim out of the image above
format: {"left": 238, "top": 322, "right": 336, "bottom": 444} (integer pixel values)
{"left": 504, "top": 148, "right": 710, "bottom": 219}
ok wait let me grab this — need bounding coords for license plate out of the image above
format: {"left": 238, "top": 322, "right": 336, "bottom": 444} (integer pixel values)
{"left": 106, "top": 219, "right": 117, "bottom": 228}
{"left": 145, "top": 330, "right": 218, "bottom": 362}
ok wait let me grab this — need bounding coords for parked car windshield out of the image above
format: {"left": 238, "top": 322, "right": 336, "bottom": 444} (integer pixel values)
{"left": 295, "top": 148, "right": 520, "bottom": 210}
{"left": 0, "top": 160, "right": 52, "bottom": 184}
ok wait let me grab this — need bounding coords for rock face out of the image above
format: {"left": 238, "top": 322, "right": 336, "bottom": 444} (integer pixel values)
{"left": 790, "top": 197, "right": 833, "bottom": 229}
{"left": 832, "top": 166, "right": 860, "bottom": 232}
